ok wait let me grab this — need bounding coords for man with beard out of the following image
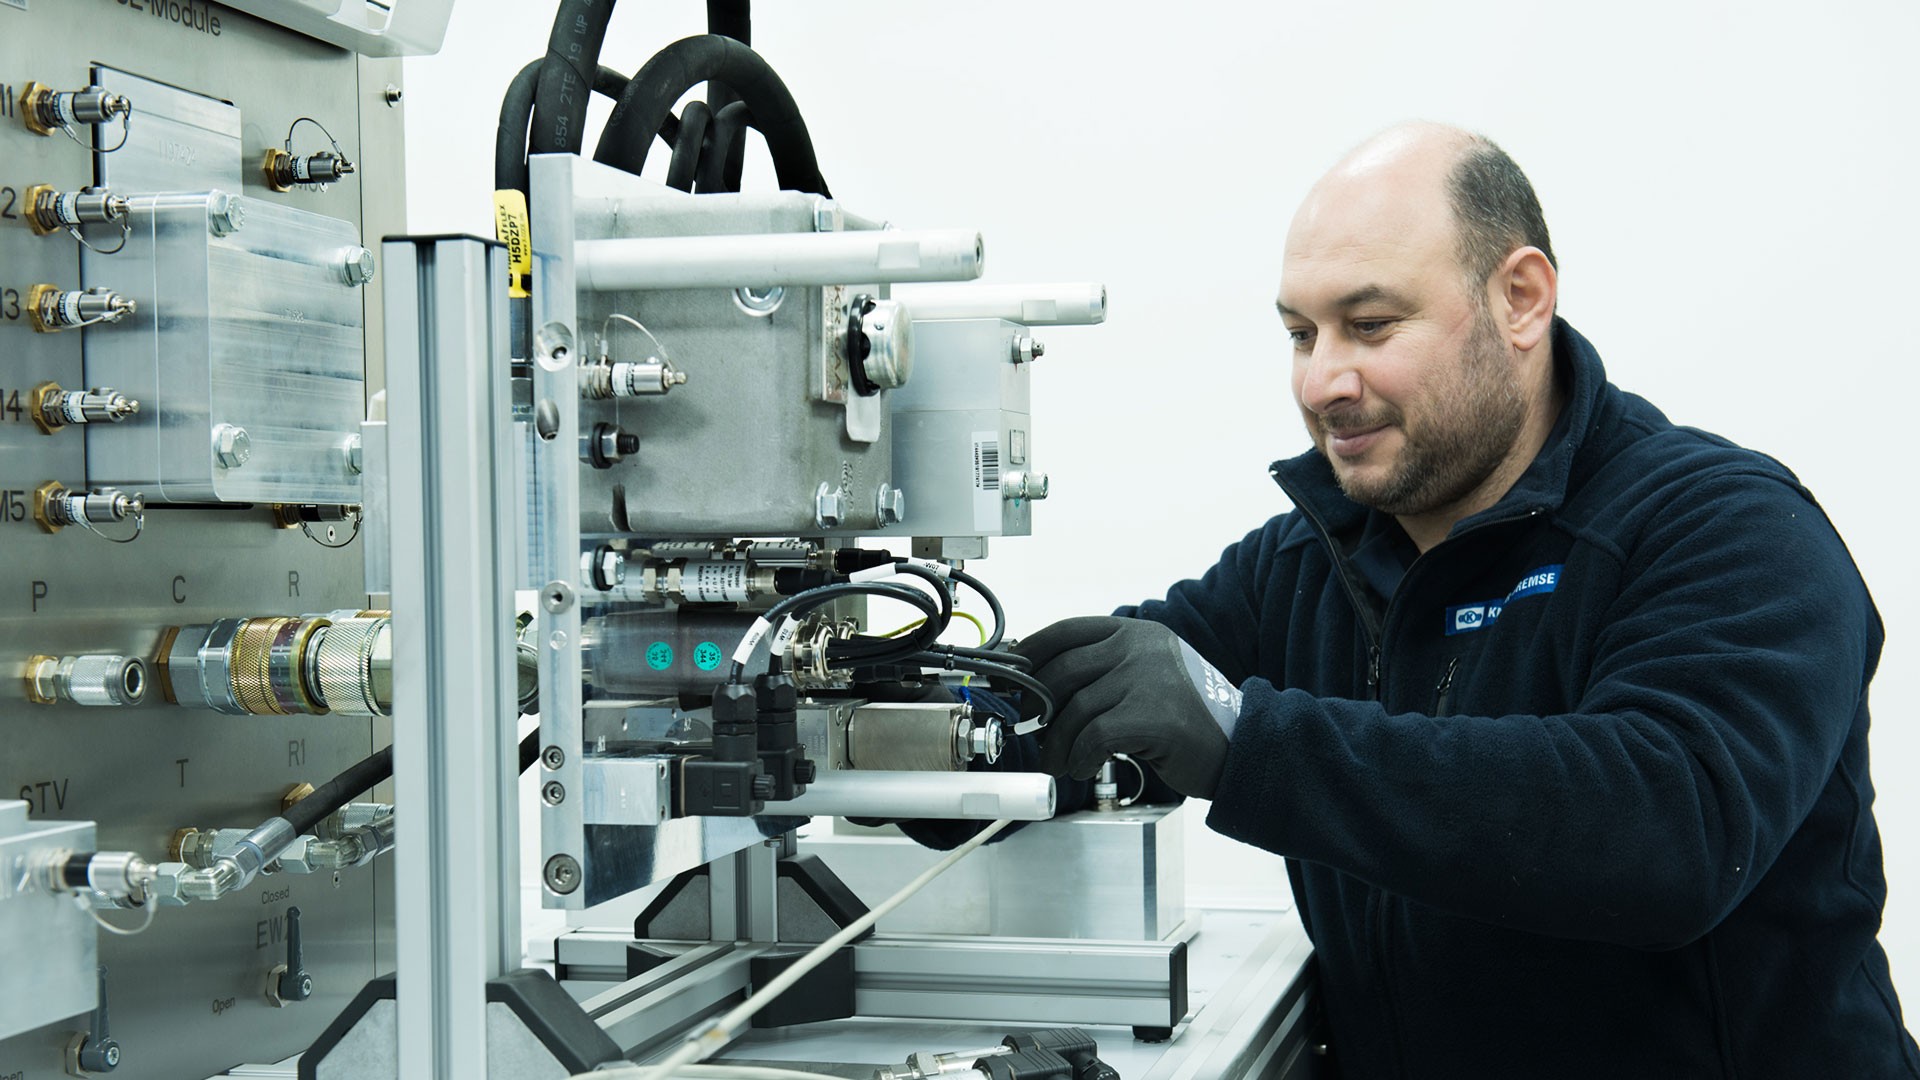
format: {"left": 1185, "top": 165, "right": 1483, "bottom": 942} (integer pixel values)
{"left": 1012, "top": 123, "right": 1919, "bottom": 1077}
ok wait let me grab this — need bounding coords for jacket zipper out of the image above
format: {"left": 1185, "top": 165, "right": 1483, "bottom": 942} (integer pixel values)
{"left": 1432, "top": 656, "right": 1460, "bottom": 715}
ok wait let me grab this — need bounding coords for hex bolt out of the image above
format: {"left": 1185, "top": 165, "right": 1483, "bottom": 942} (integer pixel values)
{"left": 343, "top": 434, "right": 364, "bottom": 475}
{"left": 213, "top": 424, "right": 252, "bottom": 469}
{"left": 341, "top": 246, "right": 376, "bottom": 287}
{"left": 207, "top": 193, "right": 245, "bottom": 237}
{"left": 544, "top": 854, "right": 581, "bottom": 895}
{"left": 383, "top": 84, "right": 404, "bottom": 106}
{"left": 1012, "top": 335, "right": 1045, "bottom": 364}
{"left": 877, "top": 484, "right": 907, "bottom": 526}
{"left": 815, "top": 484, "right": 847, "bottom": 529}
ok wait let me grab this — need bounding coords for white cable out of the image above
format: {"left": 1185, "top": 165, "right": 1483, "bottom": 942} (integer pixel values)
{"left": 586, "top": 1066, "right": 857, "bottom": 1080}
{"left": 641, "top": 818, "right": 1014, "bottom": 1079}
{"left": 84, "top": 898, "right": 157, "bottom": 937}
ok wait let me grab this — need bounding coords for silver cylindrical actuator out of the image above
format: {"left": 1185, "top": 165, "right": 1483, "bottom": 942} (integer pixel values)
{"left": 890, "top": 282, "right": 1108, "bottom": 326}
{"left": 760, "top": 770, "right": 1054, "bottom": 821}
{"left": 575, "top": 228, "right": 985, "bottom": 291}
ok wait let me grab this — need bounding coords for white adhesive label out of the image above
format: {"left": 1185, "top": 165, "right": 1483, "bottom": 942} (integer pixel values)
{"left": 684, "top": 561, "right": 751, "bottom": 603}
{"left": 902, "top": 557, "right": 950, "bottom": 578}
{"left": 731, "top": 617, "right": 773, "bottom": 666}
{"left": 770, "top": 616, "right": 802, "bottom": 653}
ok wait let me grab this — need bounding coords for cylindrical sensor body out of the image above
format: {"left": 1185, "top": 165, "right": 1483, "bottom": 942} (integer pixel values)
{"left": 583, "top": 609, "right": 759, "bottom": 696}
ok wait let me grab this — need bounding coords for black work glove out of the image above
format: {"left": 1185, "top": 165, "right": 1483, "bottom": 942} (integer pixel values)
{"left": 1012, "top": 616, "right": 1242, "bottom": 799}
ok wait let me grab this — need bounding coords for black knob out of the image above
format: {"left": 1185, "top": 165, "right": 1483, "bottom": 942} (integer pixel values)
{"left": 793, "top": 760, "right": 817, "bottom": 785}
{"left": 276, "top": 906, "right": 313, "bottom": 1003}
{"left": 751, "top": 774, "right": 775, "bottom": 801}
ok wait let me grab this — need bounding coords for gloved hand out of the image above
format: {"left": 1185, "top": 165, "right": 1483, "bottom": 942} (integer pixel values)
{"left": 1011, "top": 616, "right": 1243, "bottom": 799}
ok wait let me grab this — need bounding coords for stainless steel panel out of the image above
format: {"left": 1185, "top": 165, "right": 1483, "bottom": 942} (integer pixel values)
{"left": 0, "top": 806, "right": 95, "bottom": 1040}
{"left": 1, "top": 5, "right": 398, "bottom": 1078}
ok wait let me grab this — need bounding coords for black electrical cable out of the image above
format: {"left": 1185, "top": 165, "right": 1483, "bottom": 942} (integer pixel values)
{"left": 826, "top": 563, "right": 956, "bottom": 667}
{"left": 947, "top": 566, "right": 1006, "bottom": 649}
{"left": 727, "top": 580, "right": 942, "bottom": 684}
{"left": 696, "top": 100, "right": 753, "bottom": 194}
{"left": 665, "top": 101, "right": 712, "bottom": 193}
{"left": 283, "top": 747, "right": 394, "bottom": 837}
{"left": 930, "top": 644, "right": 1033, "bottom": 672}
{"left": 529, "top": 0, "right": 619, "bottom": 156}
{"left": 906, "top": 651, "right": 1057, "bottom": 728}
{"left": 594, "top": 34, "right": 829, "bottom": 195}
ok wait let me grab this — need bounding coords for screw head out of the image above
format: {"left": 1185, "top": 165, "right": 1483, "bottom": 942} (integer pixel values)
{"left": 541, "top": 781, "right": 566, "bottom": 806}
{"left": 213, "top": 424, "right": 252, "bottom": 469}
{"left": 815, "top": 484, "right": 847, "bottom": 529}
{"left": 342, "top": 246, "right": 376, "bottom": 287}
{"left": 544, "top": 854, "right": 581, "bottom": 894}
{"left": 207, "top": 193, "right": 245, "bottom": 237}
{"left": 541, "top": 745, "right": 565, "bottom": 770}
{"left": 876, "top": 484, "right": 906, "bottom": 526}
{"left": 383, "top": 84, "right": 404, "bottom": 106}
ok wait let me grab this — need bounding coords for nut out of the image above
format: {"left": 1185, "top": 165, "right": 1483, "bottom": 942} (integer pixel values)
{"left": 213, "top": 424, "right": 252, "bottom": 469}
{"left": 341, "top": 246, "right": 376, "bottom": 287}
{"left": 208, "top": 192, "right": 246, "bottom": 237}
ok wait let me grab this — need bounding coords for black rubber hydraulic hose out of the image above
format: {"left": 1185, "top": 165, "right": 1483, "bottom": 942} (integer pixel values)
{"left": 498, "top": 61, "right": 652, "bottom": 195}
{"left": 697, "top": 100, "right": 753, "bottom": 193}
{"left": 948, "top": 566, "right": 1007, "bottom": 649}
{"left": 595, "top": 34, "right": 829, "bottom": 195}
{"left": 529, "top": 0, "right": 618, "bottom": 155}
{"left": 665, "top": 101, "right": 712, "bottom": 192}
{"left": 703, "top": 0, "right": 751, "bottom": 182}
{"left": 284, "top": 747, "right": 394, "bottom": 836}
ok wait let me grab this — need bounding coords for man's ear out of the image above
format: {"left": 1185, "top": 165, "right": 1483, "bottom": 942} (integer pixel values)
{"left": 1496, "top": 246, "right": 1557, "bottom": 352}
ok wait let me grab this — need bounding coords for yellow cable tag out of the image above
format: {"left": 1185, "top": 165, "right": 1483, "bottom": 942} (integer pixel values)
{"left": 493, "top": 190, "right": 533, "bottom": 299}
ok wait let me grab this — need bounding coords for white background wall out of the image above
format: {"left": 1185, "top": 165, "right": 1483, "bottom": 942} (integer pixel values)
{"left": 406, "top": 1, "right": 1920, "bottom": 990}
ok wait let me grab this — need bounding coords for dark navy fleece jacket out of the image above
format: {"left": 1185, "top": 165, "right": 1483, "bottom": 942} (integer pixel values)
{"left": 1123, "top": 319, "right": 1917, "bottom": 1079}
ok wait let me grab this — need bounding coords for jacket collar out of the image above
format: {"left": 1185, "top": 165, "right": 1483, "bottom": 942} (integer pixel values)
{"left": 1269, "top": 316, "right": 1609, "bottom": 547}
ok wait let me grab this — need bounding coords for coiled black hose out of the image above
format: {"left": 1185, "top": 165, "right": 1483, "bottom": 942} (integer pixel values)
{"left": 595, "top": 34, "right": 828, "bottom": 195}
{"left": 697, "top": 100, "right": 753, "bottom": 193}
{"left": 499, "top": 62, "right": 663, "bottom": 195}
{"left": 665, "top": 100, "right": 712, "bottom": 193}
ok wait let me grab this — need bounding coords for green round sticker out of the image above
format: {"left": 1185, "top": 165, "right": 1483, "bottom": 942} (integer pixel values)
{"left": 645, "top": 641, "right": 674, "bottom": 671}
{"left": 693, "top": 641, "right": 723, "bottom": 672}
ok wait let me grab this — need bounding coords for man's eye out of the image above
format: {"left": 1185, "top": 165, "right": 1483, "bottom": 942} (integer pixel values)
{"left": 1352, "top": 319, "right": 1394, "bottom": 337}
{"left": 1287, "top": 327, "right": 1315, "bottom": 348}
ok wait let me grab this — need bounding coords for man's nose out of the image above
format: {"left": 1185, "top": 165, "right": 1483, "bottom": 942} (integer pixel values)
{"left": 1296, "top": 342, "right": 1364, "bottom": 416}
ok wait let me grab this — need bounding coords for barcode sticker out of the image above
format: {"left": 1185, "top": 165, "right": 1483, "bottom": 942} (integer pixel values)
{"left": 974, "top": 438, "right": 1001, "bottom": 491}
{"left": 971, "top": 430, "right": 1002, "bottom": 532}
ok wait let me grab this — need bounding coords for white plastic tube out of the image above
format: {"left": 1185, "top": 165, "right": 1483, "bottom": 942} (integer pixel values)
{"left": 575, "top": 229, "right": 984, "bottom": 291}
{"left": 892, "top": 282, "right": 1107, "bottom": 325}
{"left": 760, "top": 770, "right": 1054, "bottom": 821}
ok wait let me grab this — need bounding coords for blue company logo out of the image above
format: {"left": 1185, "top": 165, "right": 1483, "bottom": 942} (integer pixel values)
{"left": 1443, "top": 564, "right": 1564, "bottom": 636}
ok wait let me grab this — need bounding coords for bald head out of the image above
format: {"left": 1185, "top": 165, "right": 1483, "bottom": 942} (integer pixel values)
{"left": 1295, "top": 123, "right": 1556, "bottom": 294}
